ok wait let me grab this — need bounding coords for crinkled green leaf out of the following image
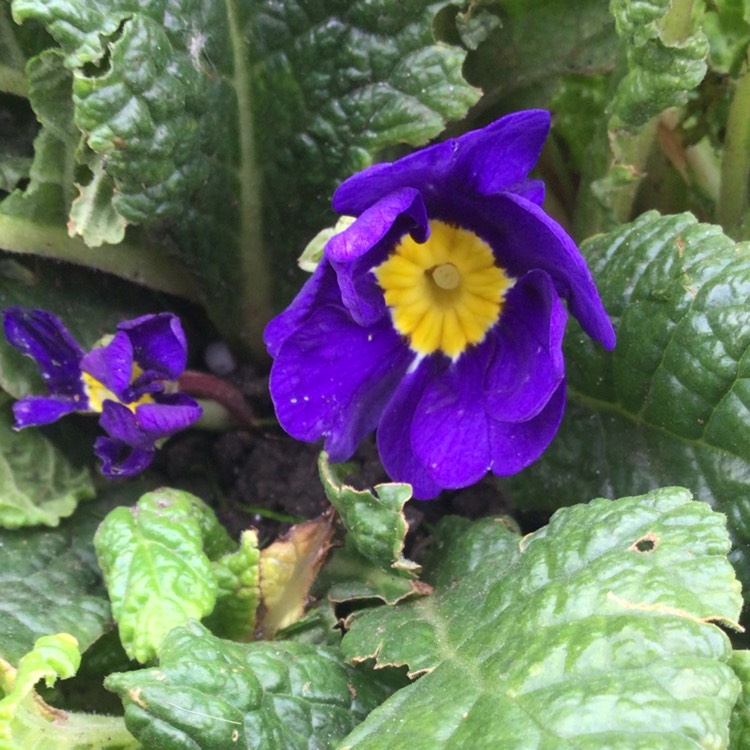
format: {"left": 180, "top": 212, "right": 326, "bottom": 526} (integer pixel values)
{"left": 319, "top": 452, "right": 417, "bottom": 574}
{"left": 0, "top": 396, "right": 94, "bottom": 528}
{"left": 0, "top": 633, "right": 138, "bottom": 750}
{"left": 341, "top": 488, "right": 742, "bottom": 749}
{"left": 506, "top": 211, "right": 750, "bottom": 595}
{"left": 105, "top": 621, "right": 393, "bottom": 750}
{"left": 609, "top": 0, "right": 708, "bottom": 128}
{"left": 93, "top": 488, "right": 229, "bottom": 663}
{"left": 205, "top": 529, "right": 261, "bottom": 642}
{"left": 730, "top": 650, "right": 750, "bottom": 749}
{"left": 10, "top": 0, "right": 478, "bottom": 358}
{"left": 0, "top": 481, "right": 153, "bottom": 667}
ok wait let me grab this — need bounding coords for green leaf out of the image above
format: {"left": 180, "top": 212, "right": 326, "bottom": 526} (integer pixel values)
{"left": 0, "top": 633, "right": 138, "bottom": 750}
{"left": 609, "top": 0, "right": 708, "bottom": 128}
{"left": 93, "top": 488, "right": 227, "bottom": 663}
{"left": 505, "top": 211, "right": 750, "bottom": 594}
{"left": 730, "top": 651, "right": 750, "bottom": 749}
{"left": 341, "top": 488, "right": 742, "bottom": 748}
{"left": 105, "top": 621, "right": 393, "bottom": 750}
{"left": 319, "top": 452, "right": 417, "bottom": 574}
{"left": 10, "top": 0, "right": 478, "bottom": 358}
{"left": 0, "top": 481, "right": 153, "bottom": 667}
{"left": 0, "top": 396, "right": 94, "bottom": 528}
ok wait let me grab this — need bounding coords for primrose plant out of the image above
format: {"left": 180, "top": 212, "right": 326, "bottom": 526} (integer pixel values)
{"left": 1, "top": 1, "right": 750, "bottom": 749}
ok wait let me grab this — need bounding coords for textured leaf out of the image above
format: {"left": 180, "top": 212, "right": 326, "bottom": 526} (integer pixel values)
{"left": 730, "top": 650, "right": 750, "bottom": 750}
{"left": 93, "top": 488, "right": 228, "bottom": 663}
{"left": 105, "top": 621, "right": 392, "bottom": 750}
{"left": 341, "top": 488, "right": 742, "bottom": 749}
{"left": 319, "top": 453, "right": 416, "bottom": 574}
{"left": 506, "top": 211, "right": 750, "bottom": 594}
{"left": 0, "top": 396, "right": 94, "bottom": 528}
{"left": 10, "top": 0, "right": 478, "bottom": 357}
{"left": 258, "top": 512, "right": 335, "bottom": 639}
{"left": 0, "top": 633, "right": 137, "bottom": 750}
{"left": 609, "top": 0, "right": 708, "bottom": 128}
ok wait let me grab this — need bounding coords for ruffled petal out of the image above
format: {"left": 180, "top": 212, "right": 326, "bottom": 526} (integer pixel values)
{"left": 13, "top": 396, "right": 83, "bottom": 428}
{"left": 99, "top": 401, "right": 149, "bottom": 448}
{"left": 377, "top": 358, "right": 444, "bottom": 500}
{"left": 80, "top": 331, "right": 133, "bottom": 399}
{"left": 333, "top": 110, "right": 551, "bottom": 214}
{"left": 410, "top": 345, "right": 493, "bottom": 489}
{"left": 327, "top": 187, "right": 428, "bottom": 327}
{"left": 270, "top": 306, "right": 412, "bottom": 461}
{"left": 264, "top": 260, "right": 341, "bottom": 358}
{"left": 94, "top": 436, "right": 155, "bottom": 477}
{"left": 134, "top": 395, "right": 202, "bottom": 439}
{"left": 488, "top": 381, "right": 567, "bottom": 476}
{"left": 464, "top": 191, "right": 615, "bottom": 349}
{"left": 118, "top": 313, "right": 188, "bottom": 379}
{"left": 2, "top": 307, "right": 85, "bottom": 397}
{"left": 484, "top": 270, "right": 567, "bottom": 423}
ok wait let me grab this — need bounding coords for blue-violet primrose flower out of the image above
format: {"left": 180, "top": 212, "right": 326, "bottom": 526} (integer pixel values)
{"left": 264, "top": 110, "right": 616, "bottom": 499}
{"left": 2, "top": 308, "right": 202, "bottom": 477}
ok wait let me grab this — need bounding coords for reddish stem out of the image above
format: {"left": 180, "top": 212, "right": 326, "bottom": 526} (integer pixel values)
{"left": 178, "top": 370, "right": 258, "bottom": 431}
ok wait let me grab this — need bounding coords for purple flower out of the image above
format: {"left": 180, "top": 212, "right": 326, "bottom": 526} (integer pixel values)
{"left": 264, "top": 110, "right": 616, "bottom": 499}
{"left": 2, "top": 308, "right": 202, "bottom": 477}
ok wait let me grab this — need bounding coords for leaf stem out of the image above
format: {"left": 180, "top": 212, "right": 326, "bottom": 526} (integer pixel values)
{"left": 718, "top": 53, "right": 750, "bottom": 237}
{"left": 0, "top": 213, "right": 201, "bottom": 300}
{"left": 660, "top": 0, "right": 695, "bottom": 45}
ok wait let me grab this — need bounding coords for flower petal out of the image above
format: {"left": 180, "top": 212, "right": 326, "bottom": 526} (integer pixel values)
{"left": 270, "top": 307, "right": 412, "bottom": 460}
{"left": 134, "top": 394, "right": 202, "bottom": 439}
{"left": 12, "top": 396, "right": 83, "bottom": 428}
{"left": 489, "top": 381, "right": 567, "bottom": 476}
{"left": 80, "top": 331, "right": 133, "bottom": 399}
{"left": 94, "top": 436, "right": 155, "bottom": 477}
{"left": 471, "top": 191, "right": 616, "bottom": 349}
{"left": 99, "top": 401, "right": 149, "bottom": 448}
{"left": 377, "top": 358, "right": 444, "bottom": 500}
{"left": 484, "top": 270, "right": 567, "bottom": 423}
{"left": 2, "top": 307, "right": 85, "bottom": 397}
{"left": 333, "top": 110, "right": 551, "bottom": 214}
{"left": 118, "top": 313, "right": 188, "bottom": 379}
{"left": 327, "top": 187, "right": 428, "bottom": 327}
{"left": 264, "top": 260, "right": 341, "bottom": 358}
{"left": 410, "top": 346, "right": 493, "bottom": 489}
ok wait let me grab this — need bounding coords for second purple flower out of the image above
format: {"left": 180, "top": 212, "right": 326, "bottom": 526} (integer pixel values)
{"left": 265, "top": 110, "right": 616, "bottom": 499}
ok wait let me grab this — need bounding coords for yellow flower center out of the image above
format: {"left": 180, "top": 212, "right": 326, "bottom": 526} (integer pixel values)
{"left": 82, "top": 364, "right": 155, "bottom": 414}
{"left": 374, "top": 220, "right": 514, "bottom": 359}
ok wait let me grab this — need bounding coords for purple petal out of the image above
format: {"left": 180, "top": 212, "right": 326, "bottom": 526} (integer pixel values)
{"left": 13, "top": 396, "right": 83, "bottom": 428}
{"left": 484, "top": 270, "right": 567, "bottom": 423}
{"left": 327, "top": 187, "right": 429, "bottom": 327}
{"left": 264, "top": 260, "right": 341, "bottom": 358}
{"left": 377, "top": 359, "right": 445, "bottom": 500}
{"left": 333, "top": 110, "right": 551, "bottom": 215}
{"left": 94, "top": 436, "right": 155, "bottom": 477}
{"left": 3, "top": 307, "right": 85, "bottom": 397}
{"left": 474, "top": 191, "right": 616, "bottom": 349}
{"left": 410, "top": 345, "right": 493, "bottom": 490}
{"left": 99, "top": 401, "right": 149, "bottom": 448}
{"left": 134, "top": 394, "right": 202, "bottom": 439}
{"left": 489, "top": 382, "right": 567, "bottom": 476}
{"left": 270, "top": 307, "right": 412, "bottom": 460}
{"left": 117, "top": 313, "right": 188, "bottom": 379}
{"left": 80, "top": 331, "right": 133, "bottom": 400}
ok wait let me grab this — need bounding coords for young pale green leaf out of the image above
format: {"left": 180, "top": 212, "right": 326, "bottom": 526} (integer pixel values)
{"left": 105, "top": 621, "right": 393, "bottom": 750}
{"left": 341, "top": 488, "right": 742, "bottom": 749}
{"left": 10, "top": 0, "right": 477, "bottom": 358}
{"left": 609, "top": 0, "right": 708, "bottom": 128}
{"left": 205, "top": 529, "right": 261, "bottom": 642}
{"left": 0, "top": 633, "right": 138, "bottom": 750}
{"left": 730, "top": 650, "right": 750, "bottom": 749}
{"left": 506, "top": 211, "right": 750, "bottom": 595}
{"left": 0, "top": 397, "right": 94, "bottom": 528}
{"left": 319, "top": 452, "right": 417, "bottom": 575}
{"left": 93, "top": 488, "right": 226, "bottom": 663}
